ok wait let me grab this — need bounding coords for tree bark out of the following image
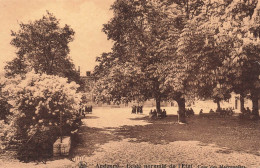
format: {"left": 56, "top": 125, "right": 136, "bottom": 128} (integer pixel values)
{"left": 154, "top": 79, "right": 161, "bottom": 113}
{"left": 176, "top": 97, "right": 186, "bottom": 123}
{"left": 156, "top": 97, "right": 161, "bottom": 113}
{"left": 251, "top": 90, "right": 259, "bottom": 118}
{"left": 216, "top": 100, "right": 221, "bottom": 110}
{"left": 250, "top": 62, "right": 259, "bottom": 118}
{"left": 240, "top": 93, "right": 245, "bottom": 112}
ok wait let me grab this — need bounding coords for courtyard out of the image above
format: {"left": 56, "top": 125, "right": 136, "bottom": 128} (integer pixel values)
{"left": 0, "top": 106, "right": 259, "bottom": 168}
{"left": 2, "top": 107, "right": 259, "bottom": 167}
{"left": 69, "top": 107, "right": 260, "bottom": 168}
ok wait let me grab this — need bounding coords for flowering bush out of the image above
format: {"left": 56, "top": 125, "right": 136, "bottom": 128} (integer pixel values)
{"left": 1, "top": 71, "right": 82, "bottom": 161}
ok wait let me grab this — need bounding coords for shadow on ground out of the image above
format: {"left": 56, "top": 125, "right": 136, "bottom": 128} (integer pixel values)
{"left": 71, "top": 115, "right": 260, "bottom": 157}
{"left": 84, "top": 116, "right": 99, "bottom": 119}
{"left": 70, "top": 125, "right": 123, "bottom": 158}
{"left": 113, "top": 115, "right": 260, "bottom": 155}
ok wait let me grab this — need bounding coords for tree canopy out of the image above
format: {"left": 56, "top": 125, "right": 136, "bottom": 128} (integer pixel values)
{"left": 5, "top": 11, "right": 83, "bottom": 86}
{"left": 95, "top": 0, "right": 180, "bottom": 111}
{"left": 94, "top": 0, "right": 260, "bottom": 120}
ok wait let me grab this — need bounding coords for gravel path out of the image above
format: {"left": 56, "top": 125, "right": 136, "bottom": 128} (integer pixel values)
{"left": 1, "top": 107, "right": 260, "bottom": 168}
{"left": 69, "top": 107, "right": 260, "bottom": 168}
{"left": 70, "top": 139, "right": 260, "bottom": 168}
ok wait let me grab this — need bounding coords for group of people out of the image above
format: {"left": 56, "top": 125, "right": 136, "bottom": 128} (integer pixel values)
{"left": 149, "top": 109, "right": 167, "bottom": 119}
{"left": 130, "top": 105, "right": 242, "bottom": 118}
{"left": 216, "top": 107, "right": 234, "bottom": 117}
{"left": 240, "top": 107, "right": 253, "bottom": 118}
{"left": 79, "top": 105, "right": 93, "bottom": 117}
{"left": 199, "top": 107, "right": 235, "bottom": 117}
{"left": 185, "top": 108, "right": 195, "bottom": 117}
{"left": 132, "top": 105, "right": 143, "bottom": 114}
{"left": 241, "top": 107, "right": 252, "bottom": 115}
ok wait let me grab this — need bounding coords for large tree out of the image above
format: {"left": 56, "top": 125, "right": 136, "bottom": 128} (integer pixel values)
{"left": 214, "top": 0, "right": 260, "bottom": 117}
{"left": 95, "top": 0, "right": 180, "bottom": 113}
{"left": 95, "top": 0, "right": 260, "bottom": 121}
{"left": 176, "top": 0, "right": 232, "bottom": 106}
{"left": 5, "top": 11, "right": 82, "bottom": 85}
{"left": 94, "top": 0, "right": 206, "bottom": 123}
{"left": 177, "top": 0, "right": 260, "bottom": 117}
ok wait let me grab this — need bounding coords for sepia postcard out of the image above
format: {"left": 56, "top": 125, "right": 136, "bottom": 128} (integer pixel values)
{"left": 0, "top": 0, "right": 260, "bottom": 168}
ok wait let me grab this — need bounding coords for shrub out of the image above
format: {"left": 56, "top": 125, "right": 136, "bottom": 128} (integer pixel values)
{"left": 1, "top": 71, "right": 82, "bottom": 161}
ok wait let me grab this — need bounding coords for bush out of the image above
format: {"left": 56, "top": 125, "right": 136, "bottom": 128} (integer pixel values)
{"left": 1, "top": 71, "right": 82, "bottom": 161}
{"left": 16, "top": 127, "right": 59, "bottom": 162}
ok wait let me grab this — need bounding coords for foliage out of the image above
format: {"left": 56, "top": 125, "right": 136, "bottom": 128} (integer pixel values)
{"left": 0, "top": 78, "right": 11, "bottom": 122}
{"left": 1, "top": 71, "right": 82, "bottom": 161}
{"left": 95, "top": 0, "right": 260, "bottom": 120}
{"left": 214, "top": 0, "right": 260, "bottom": 115}
{"left": 4, "top": 57, "right": 28, "bottom": 77}
{"left": 176, "top": 0, "right": 260, "bottom": 115}
{"left": 5, "top": 11, "right": 83, "bottom": 86}
{"left": 94, "top": 0, "right": 209, "bottom": 123}
{"left": 95, "top": 0, "right": 183, "bottom": 108}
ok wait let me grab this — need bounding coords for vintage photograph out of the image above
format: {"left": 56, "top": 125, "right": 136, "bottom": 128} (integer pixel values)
{"left": 0, "top": 0, "right": 260, "bottom": 167}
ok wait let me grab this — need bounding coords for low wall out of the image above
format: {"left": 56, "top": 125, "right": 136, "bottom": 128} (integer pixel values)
{"left": 53, "top": 136, "right": 71, "bottom": 156}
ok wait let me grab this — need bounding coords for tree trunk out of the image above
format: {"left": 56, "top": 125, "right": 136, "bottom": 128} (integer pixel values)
{"left": 216, "top": 100, "right": 221, "bottom": 110}
{"left": 240, "top": 93, "right": 245, "bottom": 112}
{"left": 176, "top": 97, "right": 186, "bottom": 123}
{"left": 251, "top": 90, "right": 259, "bottom": 118}
{"left": 250, "top": 62, "right": 259, "bottom": 118}
{"left": 154, "top": 80, "right": 161, "bottom": 113}
{"left": 156, "top": 97, "right": 161, "bottom": 113}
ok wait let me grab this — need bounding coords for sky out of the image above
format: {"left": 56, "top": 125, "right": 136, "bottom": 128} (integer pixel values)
{"left": 0, "top": 0, "right": 115, "bottom": 76}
